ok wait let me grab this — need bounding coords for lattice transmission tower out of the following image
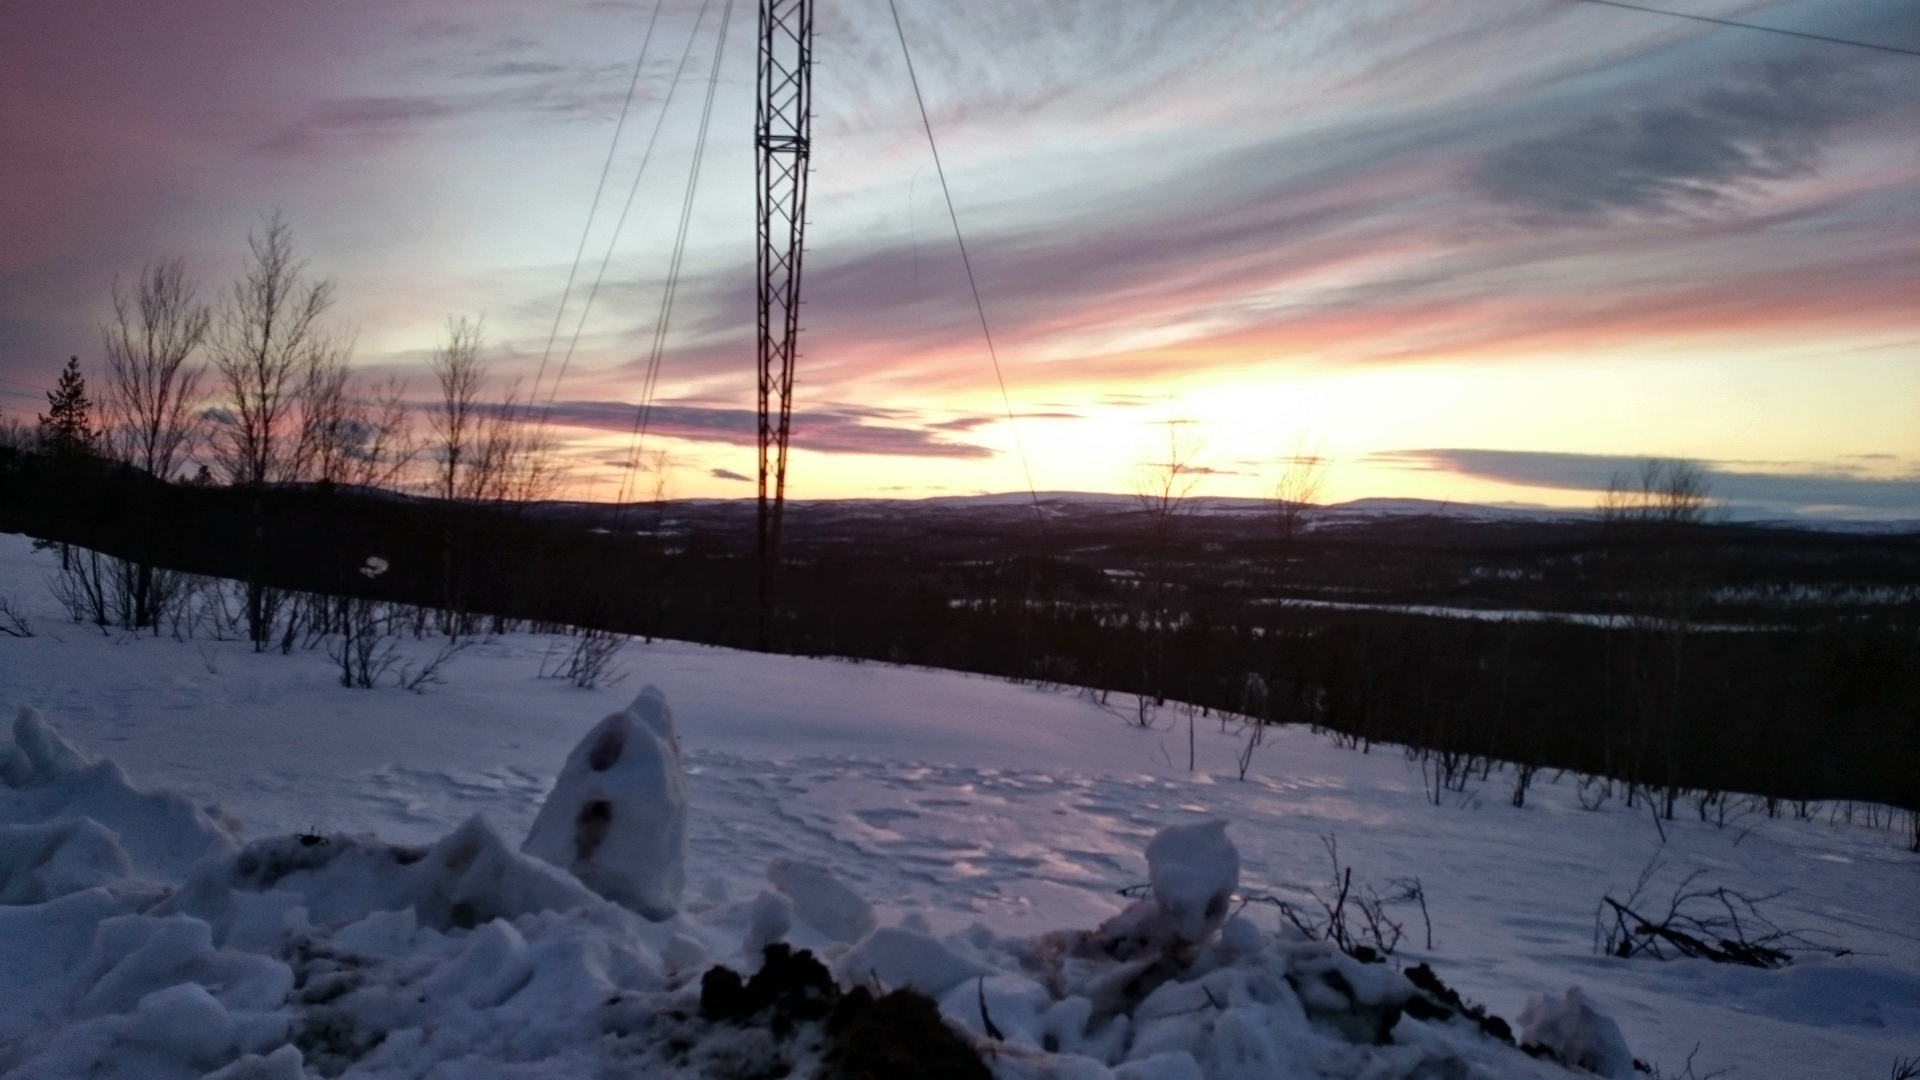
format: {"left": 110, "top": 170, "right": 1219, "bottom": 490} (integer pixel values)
{"left": 755, "top": 0, "right": 813, "bottom": 648}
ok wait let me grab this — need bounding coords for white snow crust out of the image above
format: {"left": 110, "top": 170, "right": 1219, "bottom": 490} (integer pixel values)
{"left": 0, "top": 533, "right": 1915, "bottom": 1079}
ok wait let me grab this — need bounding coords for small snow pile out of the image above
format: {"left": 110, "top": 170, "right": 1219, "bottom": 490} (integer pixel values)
{"left": 837, "top": 925, "right": 993, "bottom": 997}
{"left": 769, "top": 856, "right": 876, "bottom": 944}
{"left": 742, "top": 888, "right": 795, "bottom": 957}
{"left": 1, "top": 705, "right": 93, "bottom": 785}
{"left": 928, "top": 820, "right": 1587, "bottom": 1079}
{"left": 1518, "top": 987, "right": 1635, "bottom": 1079}
{"left": 522, "top": 685, "right": 688, "bottom": 920}
{"left": 1147, "top": 818, "right": 1239, "bottom": 944}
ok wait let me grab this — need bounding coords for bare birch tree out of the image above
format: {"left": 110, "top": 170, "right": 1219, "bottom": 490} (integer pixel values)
{"left": 428, "top": 316, "right": 485, "bottom": 502}
{"left": 1131, "top": 418, "right": 1205, "bottom": 561}
{"left": 473, "top": 379, "right": 561, "bottom": 504}
{"left": 1129, "top": 419, "right": 1206, "bottom": 730}
{"left": 428, "top": 318, "right": 559, "bottom": 505}
{"left": 343, "top": 377, "right": 418, "bottom": 491}
{"left": 1272, "top": 439, "right": 1329, "bottom": 549}
{"left": 294, "top": 349, "right": 354, "bottom": 485}
{"left": 1597, "top": 458, "right": 1715, "bottom": 818}
{"left": 209, "top": 211, "right": 340, "bottom": 487}
{"left": 208, "top": 212, "right": 342, "bottom": 647}
{"left": 99, "top": 260, "right": 212, "bottom": 630}
{"left": 502, "top": 399, "right": 561, "bottom": 504}
{"left": 1599, "top": 459, "right": 1711, "bottom": 532}
{"left": 467, "top": 378, "right": 523, "bottom": 503}
{"left": 101, "top": 259, "right": 209, "bottom": 480}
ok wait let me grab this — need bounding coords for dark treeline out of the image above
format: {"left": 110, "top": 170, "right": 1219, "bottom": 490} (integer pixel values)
{"left": 4, "top": 445, "right": 1916, "bottom": 814}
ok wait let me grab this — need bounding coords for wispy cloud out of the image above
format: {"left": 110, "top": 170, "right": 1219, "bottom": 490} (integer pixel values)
{"left": 538, "top": 399, "right": 993, "bottom": 459}
{"left": 1474, "top": 58, "right": 1882, "bottom": 220}
{"left": 262, "top": 75, "right": 638, "bottom": 156}
{"left": 1376, "top": 448, "right": 1920, "bottom": 516}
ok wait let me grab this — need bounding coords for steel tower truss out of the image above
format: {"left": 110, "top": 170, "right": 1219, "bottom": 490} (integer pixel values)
{"left": 755, "top": 0, "right": 812, "bottom": 644}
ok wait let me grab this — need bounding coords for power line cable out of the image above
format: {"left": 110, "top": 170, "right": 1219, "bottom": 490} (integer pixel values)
{"left": 529, "top": 0, "right": 669, "bottom": 408}
{"left": 616, "top": 0, "right": 738, "bottom": 513}
{"left": 885, "top": 0, "right": 1051, "bottom": 546}
{"left": 1564, "top": 0, "right": 1920, "bottom": 58}
{"left": 628, "top": 0, "right": 735, "bottom": 471}
{"left": 543, "top": 0, "right": 718, "bottom": 421}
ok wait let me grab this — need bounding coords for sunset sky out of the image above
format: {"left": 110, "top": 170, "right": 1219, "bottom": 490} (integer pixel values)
{"left": 3, "top": 0, "right": 1916, "bottom": 517}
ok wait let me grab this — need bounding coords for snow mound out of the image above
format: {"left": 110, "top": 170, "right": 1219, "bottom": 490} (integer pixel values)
{"left": 768, "top": 856, "right": 876, "bottom": 943}
{"left": 1039, "top": 819, "right": 1244, "bottom": 1004}
{"left": 1, "top": 706, "right": 237, "bottom": 887}
{"left": 743, "top": 888, "right": 794, "bottom": 957}
{"left": 1519, "top": 987, "right": 1634, "bottom": 1078}
{"left": 0, "top": 819, "right": 133, "bottom": 904}
{"left": 521, "top": 685, "right": 688, "bottom": 920}
{"left": 835, "top": 925, "right": 993, "bottom": 997}
{"left": 1, "top": 706, "right": 94, "bottom": 786}
{"left": 1147, "top": 819, "right": 1238, "bottom": 943}
{"left": 5, "top": 910, "right": 297, "bottom": 1079}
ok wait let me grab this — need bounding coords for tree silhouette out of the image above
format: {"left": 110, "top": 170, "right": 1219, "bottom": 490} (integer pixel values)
{"left": 37, "top": 357, "right": 96, "bottom": 457}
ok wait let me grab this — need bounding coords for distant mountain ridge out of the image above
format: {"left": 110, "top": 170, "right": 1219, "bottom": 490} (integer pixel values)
{"left": 531, "top": 490, "right": 1920, "bottom": 532}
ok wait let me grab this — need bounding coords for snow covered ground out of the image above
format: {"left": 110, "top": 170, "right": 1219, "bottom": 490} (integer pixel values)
{"left": 0, "top": 532, "right": 1915, "bottom": 1079}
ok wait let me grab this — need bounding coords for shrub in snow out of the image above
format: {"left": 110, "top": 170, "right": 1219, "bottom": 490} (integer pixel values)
{"left": 769, "top": 856, "right": 876, "bottom": 943}
{"left": 1518, "top": 987, "right": 1634, "bottom": 1078}
{"left": 522, "top": 685, "right": 688, "bottom": 920}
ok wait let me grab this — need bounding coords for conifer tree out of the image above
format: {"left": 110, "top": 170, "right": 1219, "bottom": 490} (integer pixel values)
{"left": 38, "top": 356, "right": 96, "bottom": 456}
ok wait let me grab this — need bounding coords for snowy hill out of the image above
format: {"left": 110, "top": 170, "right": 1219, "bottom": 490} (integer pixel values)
{"left": 0, "top": 532, "right": 1915, "bottom": 1079}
